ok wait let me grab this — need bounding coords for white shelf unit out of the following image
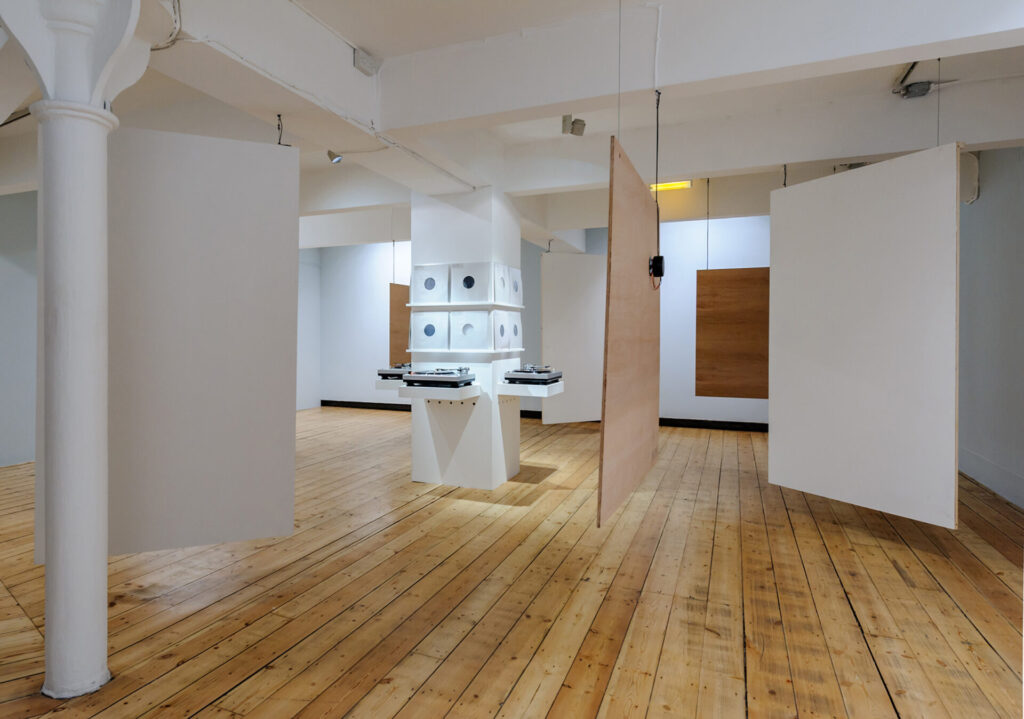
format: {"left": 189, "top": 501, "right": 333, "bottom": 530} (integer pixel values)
{"left": 497, "top": 381, "right": 565, "bottom": 398}
{"left": 398, "top": 383, "right": 482, "bottom": 401}
{"left": 374, "top": 379, "right": 403, "bottom": 391}
{"left": 407, "top": 302, "right": 526, "bottom": 312}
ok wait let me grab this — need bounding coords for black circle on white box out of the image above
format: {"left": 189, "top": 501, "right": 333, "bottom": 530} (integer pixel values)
{"left": 500, "top": 276, "right": 506, "bottom": 288}
{"left": 462, "top": 324, "right": 473, "bottom": 335}
{"left": 424, "top": 324, "right": 435, "bottom": 337}
{"left": 513, "top": 324, "right": 519, "bottom": 337}
{"left": 463, "top": 275, "right": 475, "bottom": 289}
{"left": 513, "top": 280, "right": 519, "bottom": 293}
{"left": 499, "top": 324, "right": 505, "bottom": 337}
{"left": 424, "top": 276, "right": 436, "bottom": 291}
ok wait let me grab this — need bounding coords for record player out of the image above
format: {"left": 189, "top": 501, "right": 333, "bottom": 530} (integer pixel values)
{"left": 504, "top": 364, "right": 563, "bottom": 385}
{"left": 377, "top": 363, "right": 411, "bottom": 380}
{"left": 403, "top": 367, "right": 476, "bottom": 388}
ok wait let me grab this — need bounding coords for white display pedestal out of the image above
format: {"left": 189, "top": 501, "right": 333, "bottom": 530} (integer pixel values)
{"left": 498, "top": 381, "right": 565, "bottom": 398}
{"left": 407, "top": 188, "right": 525, "bottom": 490}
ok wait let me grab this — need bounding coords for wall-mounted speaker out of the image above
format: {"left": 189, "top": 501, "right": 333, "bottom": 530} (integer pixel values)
{"left": 508, "top": 266, "right": 523, "bottom": 307}
{"left": 493, "top": 263, "right": 511, "bottom": 304}
{"left": 411, "top": 264, "right": 449, "bottom": 304}
{"left": 508, "top": 311, "right": 524, "bottom": 350}
{"left": 449, "top": 262, "right": 492, "bottom": 303}
{"left": 493, "top": 310, "right": 511, "bottom": 350}
{"left": 411, "top": 311, "right": 449, "bottom": 350}
{"left": 449, "top": 311, "right": 491, "bottom": 350}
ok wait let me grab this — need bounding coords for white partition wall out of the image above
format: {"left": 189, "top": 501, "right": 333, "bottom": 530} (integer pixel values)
{"left": 769, "top": 144, "right": 959, "bottom": 528}
{"left": 37, "top": 128, "right": 299, "bottom": 556}
{"left": 541, "top": 253, "right": 605, "bottom": 424}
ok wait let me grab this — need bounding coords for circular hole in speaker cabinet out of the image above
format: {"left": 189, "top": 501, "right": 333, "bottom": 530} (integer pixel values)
{"left": 424, "top": 276, "right": 436, "bottom": 291}
{"left": 462, "top": 324, "right": 474, "bottom": 336}
{"left": 424, "top": 324, "right": 436, "bottom": 337}
{"left": 513, "top": 324, "right": 519, "bottom": 337}
{"left": 463, "top": 275, "right": 475, "bottom": 289}
{"left": 499, "top": 324, "right": 505, "bottom": 337}
{"left": 500, "top": 276, "right": 506, "bottom": 288}
{"left": 513, "top": 280, "right": 519, "bottom": 293}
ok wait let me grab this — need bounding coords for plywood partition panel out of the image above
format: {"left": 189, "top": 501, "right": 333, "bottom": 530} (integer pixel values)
{"left": 695, "top": 267, "right": 769, "bottom": 398}
{"left": 389, "top": 283, "right": 410, "bottom": 366}
{"left": 599, "top": 138, "right": 661, "bottom": 526}
{"left": 770, "top": 143, "right": 959, "bottom": 528}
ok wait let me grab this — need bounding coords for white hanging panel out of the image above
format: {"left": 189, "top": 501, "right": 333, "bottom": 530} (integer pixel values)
{"left": 769, "top": 144, "right": 959, "bottom": 528}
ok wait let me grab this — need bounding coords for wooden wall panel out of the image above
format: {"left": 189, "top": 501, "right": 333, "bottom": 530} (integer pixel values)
{"left": 389, "top": 283, "right": 410, "bottom": 366}
{"left": 599, "top": 138, "right": 661, "bottom": 526}
{"left": 695, "top": 267, "right": 770, "bottom": 399}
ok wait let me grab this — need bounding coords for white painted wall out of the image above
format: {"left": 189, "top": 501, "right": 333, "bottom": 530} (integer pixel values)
{"left": 959, "top": 147, "right": 1024, "bottom": 507}
{"left": 320, "top": 241, "right": 412, "bottom": 404}
{"left": 297, "top": 248, "right": 321, "bottom": 410}
{"left": 558, "top": 221, "right": 770, "bottom": 425}
{"left": 770, "top": 145, "right": 959, "bottom": 528}
{"left": 0, "top": 191, "right": 36, "bottom": 466}
{"left": 660, "top": 216, "right": 771, "bottom": 423}
{"left": 541, "top": 252, "right": 606, "bottom": 424}
{"left": 519, "top": 239, "right": 544, "bottom": 412}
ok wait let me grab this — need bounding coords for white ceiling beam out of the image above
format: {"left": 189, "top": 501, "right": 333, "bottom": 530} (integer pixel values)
{"left": 380, "top": 0, "right": 1024, "bottom": 132}
{"left": 501, "top": 75, "right": 1024, "bottom": 195}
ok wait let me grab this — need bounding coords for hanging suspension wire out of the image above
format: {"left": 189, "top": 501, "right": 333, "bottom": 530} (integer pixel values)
{"left": 705, "top": 178, "right": 711, "bottom": 270}
{"left": 936, "top": 57, "right": 942, "bottom": 146}
{"left": 617, "top": 0, "right": 622, "bottom": 138}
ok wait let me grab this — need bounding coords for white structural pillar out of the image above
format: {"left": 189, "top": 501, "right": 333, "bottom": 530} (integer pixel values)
{"left": 409, "top": 188, "right": 523, "bottom": 490}
{"left": 0, "top": 0, "right": 149, "bottom": 699}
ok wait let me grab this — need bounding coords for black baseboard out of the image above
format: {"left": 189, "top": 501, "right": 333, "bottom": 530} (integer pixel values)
{"left": 321, "top": 400, "right": 411, "bottom": 412}
{"left": 319, "top": 402, "right": 767, "bottom": 432}
{"left": 659, "top": 417, "right": 768, "bottom": 432}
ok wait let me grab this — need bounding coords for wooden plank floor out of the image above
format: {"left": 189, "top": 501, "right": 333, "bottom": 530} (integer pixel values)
{"left": 0, "top": 407, "right": 1020, "bottom": 718}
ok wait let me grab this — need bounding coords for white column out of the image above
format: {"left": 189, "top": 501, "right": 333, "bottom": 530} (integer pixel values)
{"left": 34, "top": 100, "right": 118, "bottom": 699}
{"left": 0, "top": 0, "right": 149, "bottom": 698}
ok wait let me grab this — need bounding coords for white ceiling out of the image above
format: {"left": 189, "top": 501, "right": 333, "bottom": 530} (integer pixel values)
{"left": 292, "top": 0, "right": 621, "bottom": 58}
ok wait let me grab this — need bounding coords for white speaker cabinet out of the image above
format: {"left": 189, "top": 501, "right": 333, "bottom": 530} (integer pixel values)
{"left": 449, "top": 311, "right": 492, "bottom": 350}
{"left": 493, "top": 310, "right": 512, "bottom": 350}
{"left": 411, "top": 264, "right": 450, "bottom": 304}
{"left": 411, "top": 311, "right": 449, "bottom": 350}
{"left": 450, "top": 262, "right": 492, "bottom": 303}
{"left": 508, "top": 311, "right": 524, "bottom": 349}
{"left": 509, "top": 266, "right": 523, "bottom": 306}
{"left": 493, "top": 263, "right": 512, "bottom": 305}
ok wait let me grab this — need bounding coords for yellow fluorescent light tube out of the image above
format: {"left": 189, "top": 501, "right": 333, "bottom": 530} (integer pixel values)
{"left": 650, "top": 180, "right": 691, "bottom": 191}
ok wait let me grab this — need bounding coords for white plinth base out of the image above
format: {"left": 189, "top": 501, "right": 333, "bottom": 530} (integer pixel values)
{"left": 399, "top": 383, "right": 482, "bottom": 400}
{"left": 375, "top": 379, "right": 403, "bottom": 391}
{"left": 498, "top": 381, "right": 564, "bottom": 398}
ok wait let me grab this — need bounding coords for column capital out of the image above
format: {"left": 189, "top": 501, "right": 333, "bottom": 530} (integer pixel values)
{"left": 0, "top": 0, "right": 147, "bottom": 108}
{"left": 30, "top": 99, "right": 119, "bottom": 131}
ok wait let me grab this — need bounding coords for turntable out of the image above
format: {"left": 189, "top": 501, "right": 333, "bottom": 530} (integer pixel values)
{"left": 504, "top": 364, "right": 563, "bottom": 385}
{"left": 403, "top": 367, "right": 476, "bottom": 388}
{"left": 377, "top": 363, "right": 411, "bottom": 380}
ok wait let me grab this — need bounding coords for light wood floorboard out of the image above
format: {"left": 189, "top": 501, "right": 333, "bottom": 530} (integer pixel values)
{"left": 0, "top": 407, "right": 1020, "bottom": 718}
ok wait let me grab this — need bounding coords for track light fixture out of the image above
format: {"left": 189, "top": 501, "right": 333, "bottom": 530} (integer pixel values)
{"left": 327, "top": 150, "right": 343, "bottom": 164}
{"left": 561, "top": 114, "right": 585, "bottom": 137}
